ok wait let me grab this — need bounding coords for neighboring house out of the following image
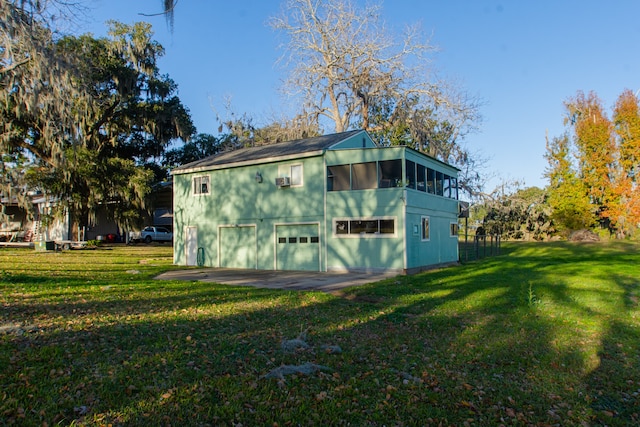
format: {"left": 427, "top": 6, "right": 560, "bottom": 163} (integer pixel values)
{"left": 171, "top": 130, "right": 461, "bottom": 273}
{"left": 1, "top": 182, "right": 174, "bottom": 244}
{"left": 0, "top": 194, "right": 69, "bottom": 243}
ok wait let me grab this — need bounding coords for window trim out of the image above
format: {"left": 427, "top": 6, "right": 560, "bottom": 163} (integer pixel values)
{"left": 332, "top": 216, "right": 397, "bottom": 238}
{"left": 192, "top": 175, "right": 210, "bottom": 196}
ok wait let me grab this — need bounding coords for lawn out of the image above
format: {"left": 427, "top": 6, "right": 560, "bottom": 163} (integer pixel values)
{"left": 1, "top": 241, "right": 639, "bottom": 426}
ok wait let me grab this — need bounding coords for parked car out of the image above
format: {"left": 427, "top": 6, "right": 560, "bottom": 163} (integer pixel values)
{"left": 129, "top": 226, "right": 173, "bottom": 243}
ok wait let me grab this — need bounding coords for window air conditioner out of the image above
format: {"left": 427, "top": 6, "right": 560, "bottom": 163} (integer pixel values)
{"left": 275, "top": 177, "right": 291, "bottom": 187}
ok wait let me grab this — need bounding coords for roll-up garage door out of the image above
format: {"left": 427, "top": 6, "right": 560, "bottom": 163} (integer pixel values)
{"left": 276, "top": 224, "right": 320, "bottom": 271}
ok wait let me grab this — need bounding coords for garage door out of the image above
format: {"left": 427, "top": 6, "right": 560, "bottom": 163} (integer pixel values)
{"left": 219, "top": 226, "right": 257, "bottom": 269}
{"left": 276, "top": 224, "right": 320, "bottom": 271}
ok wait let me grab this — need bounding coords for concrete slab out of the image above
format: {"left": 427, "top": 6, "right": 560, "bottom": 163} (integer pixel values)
{"left": 155, "top": 268, "right": 399, "bottom": 293}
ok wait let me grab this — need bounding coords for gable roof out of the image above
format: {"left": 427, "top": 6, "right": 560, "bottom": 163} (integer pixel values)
{"left": 171, "top": 130, "right": 367, "bottom": 175}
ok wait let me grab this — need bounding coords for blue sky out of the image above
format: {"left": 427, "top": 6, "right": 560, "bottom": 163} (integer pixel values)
{"left": 82, "top": 1, "right": 640, "bottom": 191}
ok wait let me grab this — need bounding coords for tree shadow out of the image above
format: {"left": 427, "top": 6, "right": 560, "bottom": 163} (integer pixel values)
{"left": 2, "top": 241, "right": 640, "bottom": 425}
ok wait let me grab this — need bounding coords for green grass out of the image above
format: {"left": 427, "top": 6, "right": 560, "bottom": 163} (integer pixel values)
{"left": 1, "top": 242, "right": 639, "bottom": 426}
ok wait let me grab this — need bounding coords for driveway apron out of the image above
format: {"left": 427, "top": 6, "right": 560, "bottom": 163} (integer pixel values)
{"left": 155, "top": 268, "right": 398, "bottom": 293}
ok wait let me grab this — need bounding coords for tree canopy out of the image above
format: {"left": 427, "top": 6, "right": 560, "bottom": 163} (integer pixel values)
{"left": 1, "top": 1, "right": 193, "bottom": 230}
{"left": 545, "top": 90, "right": 640, "bottom": 237}
{"left": 270, "top": 0, "right": 483, "bottom": 196}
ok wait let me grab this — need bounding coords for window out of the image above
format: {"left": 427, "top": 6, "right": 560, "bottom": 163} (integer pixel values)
{"left": 378, "top": 159, "right": 402, "bottom": 188}
{"left": 450, "top": 177, "right": 459, "bottom": 200}
{"left": 379, "top": 219, "right": 395, "bottom": 234}
{"left": 426, "top": 168, "right": 435, "bottom": 194}
{"left": 327, "top": 165, "right": 350, "bottom": 191}
{"left": 193, "top": 175, "right": 210, "bottom": 195}
{"left": 421, "top": 216, "right": 430, "bottom": 241}
{"left": 405, "top": 160, "right": 416, "bottom": 189}
{"left": 416, "top": 164, "right": 426, "bottom": 192}
{"left": 351, "top": 219, "right": 379, "bottom": 234}
{"left": 436, "top": 171, "right": 444, "bottom": 196}
{"left": 279, "top": 164, "right": 303, "bottom": 186}
{"left": 443, "top": 174, "right": 451, "bottom": 198}
{"left": 351, "top": 162, "right": 377, "bottom": 190}
{"left": 333, "top": 217, "right": 396, "bottom": 237}
{"left": 450, "top": 222, "right": 459, "bottom": 237}
{"left": 290, "top": 164, "right": 303, "bottom": 186}
{"left": 405, "top": 161, "right": 458, "bottom": 200}
{"left": 328, "top": 159, "right": 406, "bottom": 191}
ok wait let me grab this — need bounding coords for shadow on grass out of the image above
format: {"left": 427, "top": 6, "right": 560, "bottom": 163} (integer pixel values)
{"left": 1, "top": 241, "right": 639, "bottom": 425}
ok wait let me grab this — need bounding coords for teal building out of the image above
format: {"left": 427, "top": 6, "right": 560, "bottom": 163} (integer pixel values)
{"left": 172, "top": 130, "right": 460, "bottom": 273}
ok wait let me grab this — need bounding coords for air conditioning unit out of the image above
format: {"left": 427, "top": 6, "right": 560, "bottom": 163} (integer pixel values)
{"left": 275, "top": 176, "right": 291, "bottom": 187}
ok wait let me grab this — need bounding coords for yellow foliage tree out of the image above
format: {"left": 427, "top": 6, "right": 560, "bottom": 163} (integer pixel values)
{"left": 549, "top": 90, "right": 640, "bottom": 237}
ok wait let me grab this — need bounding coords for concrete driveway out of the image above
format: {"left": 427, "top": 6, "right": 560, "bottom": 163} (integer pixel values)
{"left": 155, "top": 268, "right": 399, "bottom": 293}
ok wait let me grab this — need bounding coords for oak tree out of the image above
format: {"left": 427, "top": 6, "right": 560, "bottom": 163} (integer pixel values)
{"left": 270, "top": 0, "right": 482, "bottom": 195}
{"left": 1, "top": 1, "right": 193, "bottom": 231}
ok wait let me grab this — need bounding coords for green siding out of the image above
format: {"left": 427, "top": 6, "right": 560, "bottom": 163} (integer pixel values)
{"left": 403, "top": 149, "right": 460, "bottom": 269}
{"left": 325, "top": 188, "right": 405, "bottom": 272}
{"left": 173, "top": 155, "right": 326, "bottom": 269}
{"left": 219, "top": 226, "right": 256, "bottom": 268}
{"left": 328, "top": 132, "right": 377, "bottom": 149}
{"left": 173, "top": 141, "right": 459, "bottom": 272}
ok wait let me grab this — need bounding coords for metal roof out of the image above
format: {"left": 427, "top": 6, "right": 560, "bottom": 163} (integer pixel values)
{"left": 171, "top": 129, "right": 365, "bottom": 175}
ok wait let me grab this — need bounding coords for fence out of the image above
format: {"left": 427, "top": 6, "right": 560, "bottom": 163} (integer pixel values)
{"left": 459, "top": 234, "right": 501, "bottom": 263}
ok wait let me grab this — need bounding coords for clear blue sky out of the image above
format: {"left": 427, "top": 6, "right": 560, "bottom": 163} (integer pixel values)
{"left": 82, "top": 0, "right": 640, "bottom": 191}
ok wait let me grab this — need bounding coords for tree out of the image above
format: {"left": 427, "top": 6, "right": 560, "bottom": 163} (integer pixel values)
{"left": 1, "top": 1, "right": 194, "bottom": 231}
{"left": 270, "top": 0, "right": 482, "bottom": 195}
{"left": 611, "top": 89, "right": 640, "bottom": 237}
{"left": 477, "top": 182, "right": 553, "bottom": 240}
{"left": 1, "top": 1, "right": 86, "bottom": 206}
{"left": 551, "top": 90, "right": 640, "bottom": 237}
{"left": 544, "top": 133, "right": 595, "bottom": 232}
{"left": 164, "top": 134, "right": 222, "bottom": 168}
{"left": 564, "top": 91, "right": 616, "bottom": 227}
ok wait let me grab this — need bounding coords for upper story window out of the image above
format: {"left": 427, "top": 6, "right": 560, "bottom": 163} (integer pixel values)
{"left": 328, "top": 159, "right": 402, "bottom": 191}
{"left": 327, "top": 165, "right": 351, "bottom": 191}
{"left": 278, "top": 163, "right": 303, "bottom": 187}
{"left": 193, "top": 175, "right": 210, "bottom": 195}
{"left": 410, "top": 162, "right": 458, "bottom": 200}
{"left": 378, "top": 160, "right": 402, "bottom": 188}
{"left": 327, "top": 158, "right": 458, "bottom": 200}
{"left": 352, "top": 162, "right": 377, "bottom": 190}
{"left": 405, "top": 160, "right": 416, "bottom": 189}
